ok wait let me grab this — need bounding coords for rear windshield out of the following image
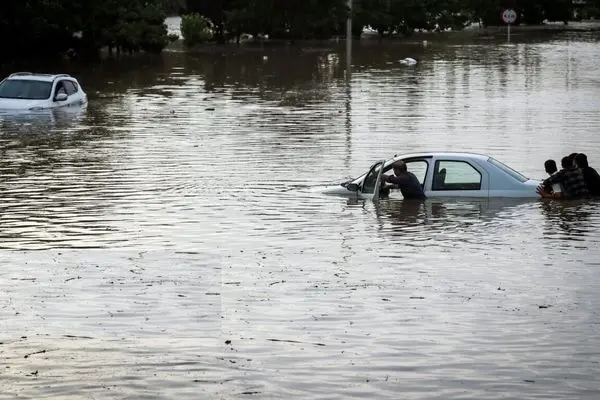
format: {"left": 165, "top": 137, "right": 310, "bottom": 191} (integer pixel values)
{"left": 488, "top": 157, "right": 528, "bottom": 183}
{"left": 0, "top": 79, "right": 52, "bottom": 100}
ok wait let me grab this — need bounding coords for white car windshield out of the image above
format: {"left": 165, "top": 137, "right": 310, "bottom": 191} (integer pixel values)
{"left": 0, "top": 79, "right": 52, "bottom": 100}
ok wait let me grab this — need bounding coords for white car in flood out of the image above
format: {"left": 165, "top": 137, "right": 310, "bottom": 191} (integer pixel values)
{"left": 0, "top": 72, "right": 87, "bottom": 110}
{"left": 322, "top": 152, "right": 541, "bottom": 200}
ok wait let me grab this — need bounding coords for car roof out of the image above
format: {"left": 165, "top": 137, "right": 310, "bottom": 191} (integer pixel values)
{"left": 5, "top": 72, "right": 75, "bottom": 82}
{"left": 392, "top": 151, "right": 492, "bottom": 161}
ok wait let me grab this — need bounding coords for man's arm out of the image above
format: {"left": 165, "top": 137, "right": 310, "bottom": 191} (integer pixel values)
{"left": 385, "top": 175, "right": 410, "bottom": 186}
{"left": 542, "top": 169, "right": 565, "bottom": 189}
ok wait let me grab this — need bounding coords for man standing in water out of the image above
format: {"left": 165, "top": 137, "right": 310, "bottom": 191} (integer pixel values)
{"left": 574, "top": 153, "right": 600, "bottom": 196}
{"left": 537, "top": 156, "right": 589, "bottom": 199}
{"left": 382, "top": 161, "right": 426, "bottom": 200}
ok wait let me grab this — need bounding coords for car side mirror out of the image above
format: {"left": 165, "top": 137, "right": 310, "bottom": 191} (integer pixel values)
{"left": 55, "top": 93, "right": 68, "bottom": 102}
{"left": 346, "top": 183, "right": 359, "bottom": 192}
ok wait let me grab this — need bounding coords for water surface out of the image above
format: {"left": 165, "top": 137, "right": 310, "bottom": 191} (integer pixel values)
{"left": 1, "top": 31, "right": 600, "bottom": 399}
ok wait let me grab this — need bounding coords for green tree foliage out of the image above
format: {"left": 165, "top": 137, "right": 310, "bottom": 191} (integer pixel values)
{"left": 353, "top": 0, "right": 471, "bottom": 36}
{"left": 0, "top": 0, "right": 586, "bottom": 62}
{"left": 185, "top": 0, "right": 232, "bottom": 43}
{"left": 476, "top": 0, "right": 573, "bottom": 25}
{"left": 578, "top": 0, "right": 600, "bottom": 19}
{"left": 181, "top": 13, "right": 213, "bottom": 46}
{"left": 186, "top": 0, "right": 348, "bottom": 41}
{"left": 161, "top": 0, "right": 187, "bottom": 15}
{"left": 0, "top": 0, "right": 170, "bottom": 60}
{"left": 186, "top": 0, "right": 578, "bottom": 40}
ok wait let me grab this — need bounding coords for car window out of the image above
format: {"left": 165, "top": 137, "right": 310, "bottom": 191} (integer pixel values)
{"left": 433, "top": 160, "right": 482, "bottom": 190}
{"left": 63, "top": 81, "right": 78, "bottom": 95}
{"left": 0, "top": 79, "right": 52, "bottom": 100}
{"left": 404, "top": 160, "right": 428, "bottom": 185}
{"left": 55, "top": 80, "right": 68, "bottom": 96}
{"left": 487, "top": 157, "right": 528, "bottom": 183}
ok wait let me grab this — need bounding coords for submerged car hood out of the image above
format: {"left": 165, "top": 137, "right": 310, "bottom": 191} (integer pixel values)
{"left": 322, "top": 183, "right": 355, "bottom": 196}
{"left": 0, "top": 98, "right": 49, "bottom": 110}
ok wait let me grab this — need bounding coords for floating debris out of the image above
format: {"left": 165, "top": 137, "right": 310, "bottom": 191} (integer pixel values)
{"left": 267, "top": 338, "right": 325, "bottom": 347}
{"left": 24, "top": 349, "right": 46, "bottom": 359}
{"left": 63, "top": 335, "right": 93, "bottom": 339}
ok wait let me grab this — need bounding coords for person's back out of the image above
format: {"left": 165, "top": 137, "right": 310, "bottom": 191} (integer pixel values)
{"left": 399, "top": 171, "right": 426, "bottom": 199}
{"left": 384, "top": 161, "right": 426, "bottom": 200}
{"left": 575, "top": 153, "right": 600, "bottom": 196}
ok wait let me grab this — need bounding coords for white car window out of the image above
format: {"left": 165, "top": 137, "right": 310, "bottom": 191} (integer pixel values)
{"left": 64, "top": 81, "right": 78, "bottom": 95}
{"left": 55, "top": 80, "right": 68, "bottom": 96}
{"left": 362, "top": 162, "right": 383, "bottom": 194}
{"left": 433, "top": 160, "right": 482, "bottom": 191}
{"left": 404, "top": 160, "right": 428, "bottom": 185}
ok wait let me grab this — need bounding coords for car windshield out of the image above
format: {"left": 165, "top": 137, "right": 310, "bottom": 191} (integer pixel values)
{"left": 343, "top": 158, "right": 395, "bottom": 186}
{"left": 488, "top": 157, "right": 528, "bottom": 183}
{"left": 0, "top": 79, "right": 52, "bottom": 100}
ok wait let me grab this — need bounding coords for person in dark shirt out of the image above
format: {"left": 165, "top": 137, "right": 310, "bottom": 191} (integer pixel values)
{"left": 382, "top": 161, "right": 426, "bottom": 200}
{"left": 537, "top": 156, "right": 589, "bottom": 199}
{"left": 544, "top": 159, "right": 562, "bottom": 195}
{"left": 575, "top": 153, "right": 600, "bottom": 196}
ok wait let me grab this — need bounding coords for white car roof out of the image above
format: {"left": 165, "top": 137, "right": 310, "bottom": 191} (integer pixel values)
{"left": 5, "top": 72, "right": 74, "bottom": 82}
{"left": 392, "top": 151, "right": 492, "bottom": 161}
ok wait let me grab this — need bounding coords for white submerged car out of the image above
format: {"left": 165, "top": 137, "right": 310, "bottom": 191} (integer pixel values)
{"left": 0, "top": 72, "right": 87, "bottom": 110}
{"left": 323, "top": 152, "right": 541, "bottom": 200}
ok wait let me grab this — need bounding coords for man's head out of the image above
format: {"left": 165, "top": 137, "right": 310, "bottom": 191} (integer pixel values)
{"left": 575, "top": 153, "right": 589, "bottom": 168}
{"left": 544, "top": 159, "right": 557, "bottom": 175}
{"left": 561, "top": 156, "right": 573, "bottom": 169}
{"left": 392, "top": 160, "right": 407, "bottom": 175}
{"left": 568, "top": 153, "right": 578, "bottom": 167}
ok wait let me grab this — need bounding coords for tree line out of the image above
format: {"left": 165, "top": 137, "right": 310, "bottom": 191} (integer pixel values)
{"left": 1, "top": 0, "right": 173, "bottom": 61}
{"left": 186, "top": 0, "right": 598, "bottom": 43}
{"left": 1, "top": 0, "right": 598, "bottom": 61}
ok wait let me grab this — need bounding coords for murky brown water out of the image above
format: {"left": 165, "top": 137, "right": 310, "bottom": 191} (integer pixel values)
{"left": 1, "top": 30, "right": 600, "bottom": 399}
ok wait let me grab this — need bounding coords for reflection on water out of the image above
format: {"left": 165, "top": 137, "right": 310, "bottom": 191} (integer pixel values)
{"left": 540, "top": 200, "right": 600, "bottom": 242}
{"left": 1, "top": 31, "right": 600, "bottom": 399}
{"left": 0, "top": 105, "right": 87, "bottom": 132}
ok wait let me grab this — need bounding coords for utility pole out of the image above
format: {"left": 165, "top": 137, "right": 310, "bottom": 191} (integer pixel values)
{"left": 346, "top": 0, "right": 352, "bottom": 76}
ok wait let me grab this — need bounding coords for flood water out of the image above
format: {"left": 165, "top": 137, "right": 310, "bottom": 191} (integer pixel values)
{"left": 1, "top": 29, "right": 600, "bottom": 399}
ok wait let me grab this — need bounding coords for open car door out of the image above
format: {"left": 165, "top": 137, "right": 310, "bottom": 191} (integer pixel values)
{"left": 360, "top": 160, "right": 385, "bottom": 200}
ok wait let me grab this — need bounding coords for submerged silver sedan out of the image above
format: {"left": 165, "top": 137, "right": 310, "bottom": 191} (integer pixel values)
{"left": 322, "top": 152, "right": 541, "bottom": 200}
